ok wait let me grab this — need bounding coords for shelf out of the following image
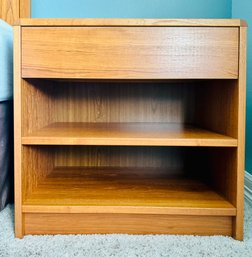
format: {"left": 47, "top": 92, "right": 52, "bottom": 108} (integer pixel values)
{"left": 22, "top": 122, "right": 237, "bottom": 147}
{"left": 23, "top": 166, "right": 236, "bottom": 216}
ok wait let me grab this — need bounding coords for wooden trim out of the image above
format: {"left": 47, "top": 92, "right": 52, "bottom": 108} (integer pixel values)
{"left": 20, "top": 0, "right": 30, "bottom": 18}
{"left": 233, "top": 27, "right": 247, "bottom": 240}
{"left": 0, "top": 0, "right": 30, "bottom": 25}
{"left": 24, "top": 213, "right": 233, "bottom": 236}
{"left": 14, "top": 26, "right": 23, "bottom": 238}
{"left": 21, "top": 137, "right": 238, "bottom": 147}
{"left": 0, "top": 0, "right": 19, "bottom": 25}
{"left": 21, "top": 122, "right": 238, "bottom": 147}
{"left": 16, "top": 18, "right": 246, "bottom": 27}
{"left": 22, "top": 205, "right": 236, "bottom": 216}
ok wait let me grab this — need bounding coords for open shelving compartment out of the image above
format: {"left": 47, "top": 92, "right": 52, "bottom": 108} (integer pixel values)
{"left": 22, "top": 79, "right": 238, "bottom": 146}
{"left": 20, "top": 78, "right": 239, "bottom": 236}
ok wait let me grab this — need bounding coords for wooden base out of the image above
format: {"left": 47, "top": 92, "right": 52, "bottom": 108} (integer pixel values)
{"left": 23, "top": 213, "right": 232, "bottom": 236}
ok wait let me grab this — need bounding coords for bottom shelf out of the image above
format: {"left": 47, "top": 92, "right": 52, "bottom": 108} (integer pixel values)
{"left": 23, "top": 166, "right": 235, "bottom": 216}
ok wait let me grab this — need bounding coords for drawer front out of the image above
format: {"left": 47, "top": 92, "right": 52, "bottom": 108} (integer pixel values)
{"left": 22, "top": 27, "right": 239, "bottom": 79}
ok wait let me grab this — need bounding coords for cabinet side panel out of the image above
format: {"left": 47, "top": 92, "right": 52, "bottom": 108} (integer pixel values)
{"left": 22, "top": 146, "right": 54, "bottom": 201}
{"left": 22, "top": 79, "right": 55, "bottom": 136}
{"left": 198, "top": 148, "right": 237, "bottom": 208}
{"left": 14, "top": 26, "right": 23, "bottom": 238}
{"left": 234, "top": 26, "right": 247, "bottom": 241}
{"left": 195, "top": 80, "right": 238, "bottom": 138}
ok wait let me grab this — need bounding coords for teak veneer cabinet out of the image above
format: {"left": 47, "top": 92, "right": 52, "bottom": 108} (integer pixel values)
{"left": 14, "top": 19, "right": 247, "bottom": 239}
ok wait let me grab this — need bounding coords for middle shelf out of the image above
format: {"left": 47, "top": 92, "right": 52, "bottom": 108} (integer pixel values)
{"left": 22, "top": 122, "right": 237, "bottom": 146}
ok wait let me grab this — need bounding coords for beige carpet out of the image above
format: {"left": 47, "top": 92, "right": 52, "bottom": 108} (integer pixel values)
{"left": 0, "top": 203, "right": 252, "bottom": 257}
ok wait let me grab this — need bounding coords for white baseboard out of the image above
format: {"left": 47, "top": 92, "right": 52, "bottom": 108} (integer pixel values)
{"left": 244, "top": 170, "right": 252, "bottom": 205}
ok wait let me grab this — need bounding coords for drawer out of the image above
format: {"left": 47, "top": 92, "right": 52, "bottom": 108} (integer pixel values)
{"left": 22, "top": 27, "right": 239, "bottom": 79}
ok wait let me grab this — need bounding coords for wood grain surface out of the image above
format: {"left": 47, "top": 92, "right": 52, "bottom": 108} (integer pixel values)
{"left": 23, "top": 166, "right": 235, "bottom": 213}
{"left": 0, "top": 0, "right": 19, "bottom": 24}
{"left": 17, "top": 18, "right": 247, "bottom": 27}
{"left": 21, "top": 79, "right": 238, "bottom": 143}
{"left": 22, "top": 122, "right": 237, "bottom": 146}
{"left": 21, "top": 80, "right": 196, "bottom": 135}
{"left": 14, "top": 26, "right": 23, "bottom": 238}
{"left": 15, "top": 19, "right": 246, "bottom": 239}
{"left": 22, "top": 27, "right": 239, "bottom": 79}
{"left": 0, "top": 0, "right": 30, "bottom": 25}
{"left": 24, "top": 213, "right": 232, "bottom": 236}
{"left": 233, "top": 26, "right": 247, "bottom": 240}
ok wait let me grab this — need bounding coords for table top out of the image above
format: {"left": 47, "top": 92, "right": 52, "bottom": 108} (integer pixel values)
{"left": 16, "top": 18, "right": 247, "bottom": 27}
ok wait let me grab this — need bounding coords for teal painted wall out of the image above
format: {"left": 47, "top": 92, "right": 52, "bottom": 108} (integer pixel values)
{"left": 232, "top": 0, "right": 252, "bottom": 174}
{"left": 31, "top": 0, "right": 231, "bottom": 18}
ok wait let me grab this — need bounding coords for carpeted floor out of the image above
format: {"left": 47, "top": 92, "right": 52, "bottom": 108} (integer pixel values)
{"left": 0, "top": 203, "right": 252, "bottom": 257}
